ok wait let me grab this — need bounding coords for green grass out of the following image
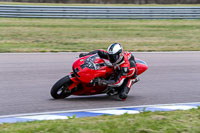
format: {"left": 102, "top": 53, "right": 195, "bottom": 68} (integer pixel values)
{"left": 0, "top": 18, "right": 200, "bottom": 52}
{"left": 0, "top": 108, "right": 200, "bottom": 133}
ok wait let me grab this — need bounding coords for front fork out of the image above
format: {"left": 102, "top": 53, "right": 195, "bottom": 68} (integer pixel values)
{"left": 68, "top": 73, "right": 80, "bottom": 91}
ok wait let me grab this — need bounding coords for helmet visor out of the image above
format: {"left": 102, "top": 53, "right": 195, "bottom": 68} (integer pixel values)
{"left": 108, "top": 53, "right": 119, "bottom": 64}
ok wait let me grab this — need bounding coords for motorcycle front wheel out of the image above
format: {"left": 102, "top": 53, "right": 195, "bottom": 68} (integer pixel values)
{"left": 51, "top": 76, "right": 73, "bottom": 99}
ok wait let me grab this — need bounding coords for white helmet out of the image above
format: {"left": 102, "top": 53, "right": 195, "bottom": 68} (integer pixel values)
{"left": 107, "top": 43, "right": 124, "bottom": 65}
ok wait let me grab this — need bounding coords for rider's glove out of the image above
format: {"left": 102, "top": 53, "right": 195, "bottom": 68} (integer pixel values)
{"left": 79, "top": 53, "right": 87, "bottom": 58}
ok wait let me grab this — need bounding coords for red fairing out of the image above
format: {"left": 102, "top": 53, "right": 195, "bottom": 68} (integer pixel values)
{"left": 135, "top": 58, "right": 148, "bottom": 75}
{"left": 68, "top": 54, "right": 147, "bottom": 95}
{"left": 72, "top": 55, "right": 113, "bottom": 83}
{"left": 68, "top": 77, "right": 80, "bottom": 90}
{"left": 71, "top": 54, "right": 113, "bottom": 95}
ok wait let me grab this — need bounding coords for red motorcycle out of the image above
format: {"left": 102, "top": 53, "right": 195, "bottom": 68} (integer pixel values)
{"left": 51, "top": 54, "right": 148, "bottom": 99}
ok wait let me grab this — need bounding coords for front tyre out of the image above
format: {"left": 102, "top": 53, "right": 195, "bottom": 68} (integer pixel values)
{"left": 51, "top": 76, "right": 73, "bottom": 99}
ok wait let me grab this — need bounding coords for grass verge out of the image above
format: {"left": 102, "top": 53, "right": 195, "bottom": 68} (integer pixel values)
{"left": 0, "top": 18, "right": 200, "bottom": 52}
{"left": 0, "top": 108, "right": 200, "bottom": 133}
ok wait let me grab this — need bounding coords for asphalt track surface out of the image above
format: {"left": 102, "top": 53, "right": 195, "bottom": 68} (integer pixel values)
{"left": 0, "top": 52, "right": 200, "bottom": 116}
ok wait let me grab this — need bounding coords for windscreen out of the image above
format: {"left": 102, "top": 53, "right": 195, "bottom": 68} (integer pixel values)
{"left": 81, "top": 54, "right": 99, "bottom": 70}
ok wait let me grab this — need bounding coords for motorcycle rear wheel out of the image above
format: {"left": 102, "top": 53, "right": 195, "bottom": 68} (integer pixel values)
{"left": 51, "top": 76, "right": 72, "bottom": 99}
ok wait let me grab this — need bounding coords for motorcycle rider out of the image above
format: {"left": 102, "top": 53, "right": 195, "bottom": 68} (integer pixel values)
{"left": 79, "top": 43, "right": 138, "bottom": 100}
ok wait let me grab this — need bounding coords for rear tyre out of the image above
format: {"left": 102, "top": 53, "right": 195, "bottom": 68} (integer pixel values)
{"left": 51, "top": 76, "right": 73, "bottom": 99}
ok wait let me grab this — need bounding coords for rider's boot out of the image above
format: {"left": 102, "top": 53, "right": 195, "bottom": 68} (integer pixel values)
{"left": 118, "top": 78, "right": 139, "bottom": 100}
{"left": 132, "top": 77, "right": 140, "bottom": 84}
{"left": 119, "top": 86, "right": 130, "bottom": 100}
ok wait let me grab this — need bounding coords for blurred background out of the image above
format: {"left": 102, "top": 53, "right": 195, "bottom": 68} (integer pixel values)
{"left": 0, "top": 0, "right": 200, "bottom": 4}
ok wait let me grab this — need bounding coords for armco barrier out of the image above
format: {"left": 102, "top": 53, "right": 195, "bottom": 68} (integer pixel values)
{"left": 0, "top": 5, "right": 200, "bottom": 19}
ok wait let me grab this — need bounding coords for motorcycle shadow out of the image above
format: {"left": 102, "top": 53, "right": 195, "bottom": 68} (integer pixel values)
{"left": 51, "top": 94, "right": 135, "bottom": 101}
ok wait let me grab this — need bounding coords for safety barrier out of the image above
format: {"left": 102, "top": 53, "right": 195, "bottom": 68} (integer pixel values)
{"left": 0, "top": 5, "right": 200, "bottom": 19}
